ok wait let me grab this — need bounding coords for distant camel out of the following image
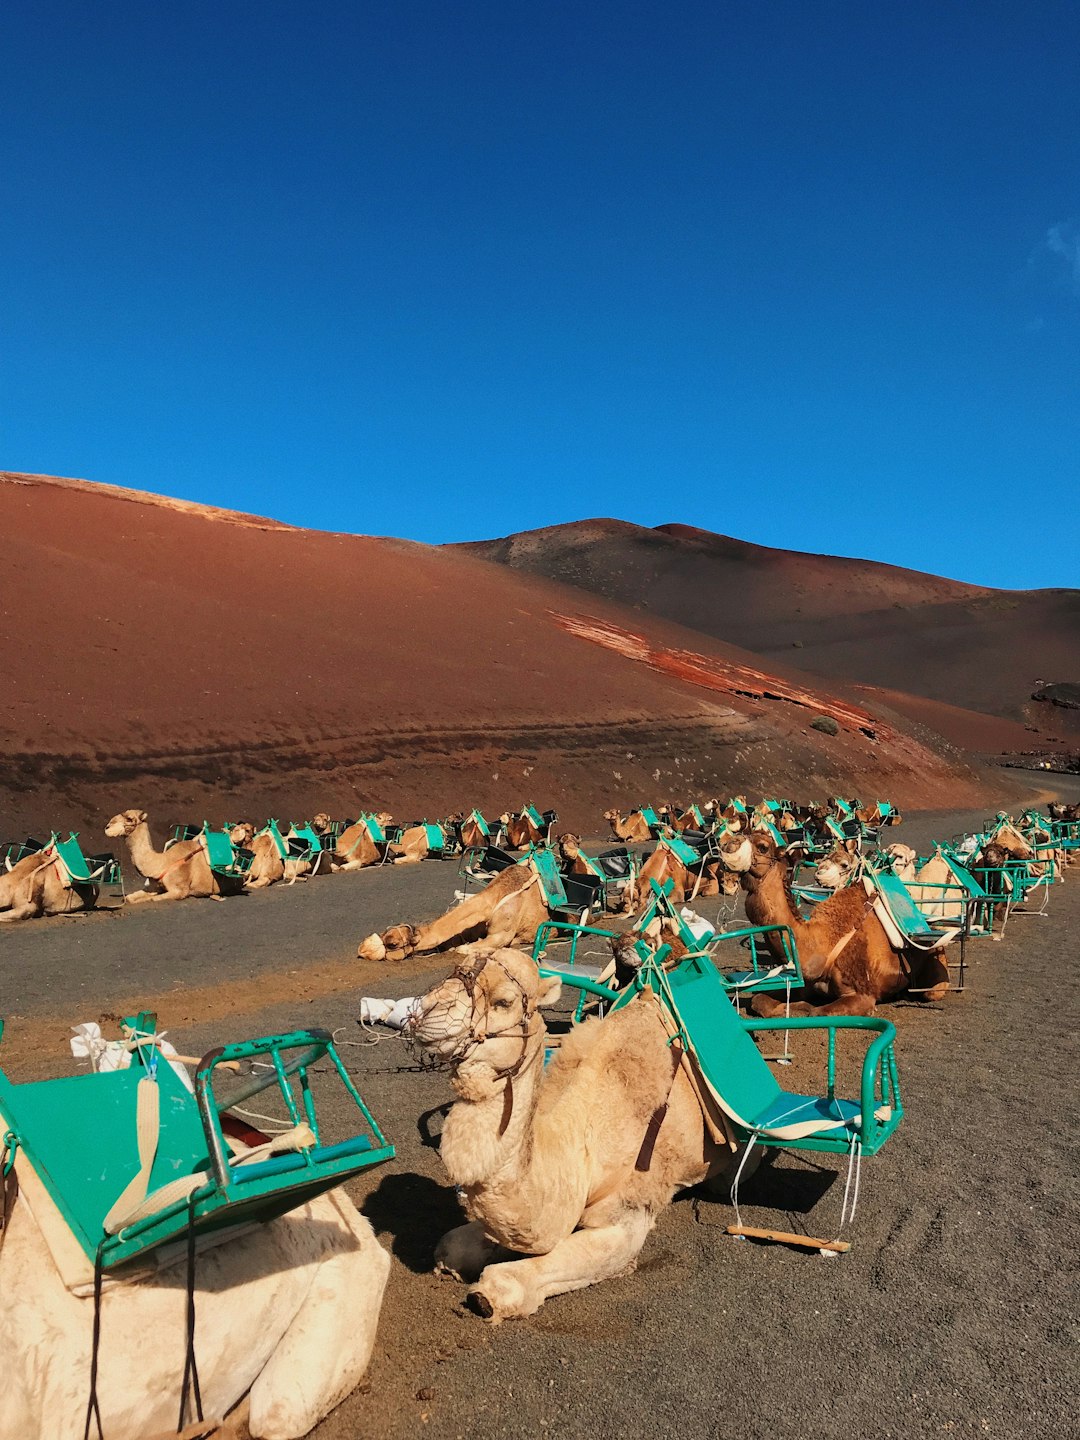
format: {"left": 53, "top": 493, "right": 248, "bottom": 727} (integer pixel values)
{"left": 0, "top": 843, "right": 99, "bottom": 923}
{"left": 330, "top": 814, "right": 393, "bottom": 871}
{"left": 104, "top": 810, "right": 235, "bottom": 903}
{"left": 358, "top": 861, "right": 551, "bottom": 961}
{"left": 505, "top": 807, "right": 558, "bottom": 850}
{"left": 229, "top": 822, "right": 286, "bottom": 889}
{"left": 718, "top": 830, "right": 950, "bottom": 1015}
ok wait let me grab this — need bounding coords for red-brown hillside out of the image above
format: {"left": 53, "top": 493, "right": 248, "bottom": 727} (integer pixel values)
{"left": 458, "top": 520, "right": 1079, "bottom": 731}
{"left": 0, "top": 473, "right": 1005, "bottom": 837}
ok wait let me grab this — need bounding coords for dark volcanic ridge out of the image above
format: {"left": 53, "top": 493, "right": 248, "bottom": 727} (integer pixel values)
{"left": 456, "top": 518, "right": 1079, "bottom": 730}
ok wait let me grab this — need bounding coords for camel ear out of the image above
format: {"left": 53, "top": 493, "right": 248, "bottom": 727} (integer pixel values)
{"left": 536, "top": 973, "right": 562, "bottom": 1008}
{"left": 845, "top": 838, "right": 858, "bottom": 853}
{"left": 138, "top": 810, "right": 148, "bottom": 823}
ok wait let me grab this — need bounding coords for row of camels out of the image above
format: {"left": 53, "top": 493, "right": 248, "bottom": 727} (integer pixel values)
{"left": 359, "top": 808, "right": 1072, "bottom": 1014}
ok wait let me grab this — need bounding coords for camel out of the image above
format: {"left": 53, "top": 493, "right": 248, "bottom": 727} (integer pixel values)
{"left": 389, "top": 821, "right": 446, "bottom": 865}
{"left": 717, "top": 831, "right": 950, "bottom": 1015}
{"left": 104, "top": 811, "right": 238, "bottom": 903}
{"left": 855, "top": 802, "right": 903, "bottom": 828}
{"left": 555, "top": 833, "right": 635, "bottom": 912}
{"left": 229, "top": 822, "right": 286, "bottom": 889}
{"left": 329, "top": 813, "right": 393, "bottom": 871}
{"left": 812, "top": 838, "right": 864, "bottom": 891}
{"left": 603, "top": 808, "right": 652, "bottom": 844}
{"left": 632, "top": 835, "right": 722, "bottom": 909}
{"left": 505, "top": 807, "right": 557, "bottom": 850}
{"left": 411, "top": 947, "right": 737, "bottom": 1322}
{"left": 0, "top": 1180, "right": 390, "bottom": 1439}
{"left": 0, "top": 842, "right": 99, "bottom": 923}
{"left": 450, "top": 811, "right": 496, "bottom": 852}
{"left": 358, "top": 859, "right": 552, "bottom": 961}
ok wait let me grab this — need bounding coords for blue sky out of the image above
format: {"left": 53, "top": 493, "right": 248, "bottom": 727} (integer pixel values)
{"left": 3, "top": 2, "right": 1078, "bottom": 588}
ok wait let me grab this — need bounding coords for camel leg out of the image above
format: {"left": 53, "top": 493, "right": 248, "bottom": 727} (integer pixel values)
{"left": 410, "top": 880, "right": 529, "bottom": 953}
{"left": 435, "top": 1221, "right": 511, "bottom": 1282}
{"left": 0, "top": 901, "right": 41, "bottom": 922}
{"left": 468, "top": 1212, "right": 654, "bottom": 1322}
{"left": 751, "top": 988, "right": 876, "bottom": 1018}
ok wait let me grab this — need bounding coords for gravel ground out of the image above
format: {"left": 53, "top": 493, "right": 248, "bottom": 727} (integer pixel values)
{"left": 2, "top": 787, "right": 1078, "bottom": 1440}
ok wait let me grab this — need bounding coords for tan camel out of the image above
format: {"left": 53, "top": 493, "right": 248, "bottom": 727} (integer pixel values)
{"left": 104, "top": 810, "right": 235, "bottom": 903}
{"left": 412, "top": 948, "right": 736, "bottom": 1322}
{"left": 813, "top": 838, "right": 864, "bottom": 891}
{"left": 330, "top": 814, "right": 393, "bottom": 871}
{"left": 389, "top": 822, "right": 445, "bottom": 865}
{"left": 1, "top": 1183, "right": 389, "bottom": 1439}
{"left": 604, "top": 809, "right": 649, "bottom": 844}
{"left": 358, "top": 861, "right": 551, "bottom": 961}
{"left": 0, "top": 844, "right": 99, "bottom": 923}
{"left": 229, "top": 822, "right": 286, "bottom": 889}
{"left": 718, "top": 831, "right": 950, "bottom": 1015}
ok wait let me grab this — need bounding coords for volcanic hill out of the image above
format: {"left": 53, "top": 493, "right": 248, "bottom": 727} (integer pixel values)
{"left": 0, "top": 473, "right": 1014, "bottom": 836}
{"left": 458, "top": 520, "right": 1080, "bottom": 734}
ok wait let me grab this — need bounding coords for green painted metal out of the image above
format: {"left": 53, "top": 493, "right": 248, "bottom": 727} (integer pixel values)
{"left": 289, "top": 824, "right": 323, "bottom": 854}
{"left": 610, "top": 950, "right": 902, "bottom": 1156}
{"left": 201, "top": 825, "right": 253, "bottom": 880}
{"left": 468, "top": 809, "right": 490, "bottom": 838}
{"left": 422, "top": 822, "right": 445, "bottom": 852}
{"left": 662, "top": 833, "right": 700, "bottom": 868}
{"left": 525, "top": 846, "right": 568, "bottom": 909}
{"left": 259, "top": 820, "right": 291, "bottom": 860}
{"left": 0, "top": 1021, "right": 394, "bottom": 1270}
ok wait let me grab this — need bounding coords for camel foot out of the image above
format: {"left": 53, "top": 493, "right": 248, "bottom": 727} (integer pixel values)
{"left": 466, "top": 1288, "right": 497, "bottom": 1320}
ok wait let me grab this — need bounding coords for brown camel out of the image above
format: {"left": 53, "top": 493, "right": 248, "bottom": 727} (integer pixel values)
{"left": 505, "top": 807, "right": 557, "bottom": 850}
{"left": 856, "top": 802, "right": 903, "bottom": 828}
{"left": 718, "top": 831, "right": 950, "bottom": 1015}
{"left": 632, "top": 835, "right": 722, "bottom": 909}
{"left": 0, "top": 843, "right": 99, "bottom": 923}
{"left": 330, "top": 814, "right": 393, "bottom": 871}
{"left": 411, "top": 948, "right": 736, "bottom": 1321}
{"left": 603, "top": 808, "right": 666, "bottom": 844}
{"left": 358, "top": 859, "right": 551, "bottom": 961}
{"left": 104, "top": 810, "right": 235, "bottom": 903}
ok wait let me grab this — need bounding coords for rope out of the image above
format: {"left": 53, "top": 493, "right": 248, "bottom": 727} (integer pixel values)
{"left": 82, "top": 1243, "right": 106, "bottom": 1440}
{"left": 177, "top": 1194, "right": 204, "bottom": 1432}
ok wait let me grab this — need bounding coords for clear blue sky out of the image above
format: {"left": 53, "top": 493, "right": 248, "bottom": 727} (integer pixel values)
{"left": 3, "top": 2, "right": 1078, "bottom": 588}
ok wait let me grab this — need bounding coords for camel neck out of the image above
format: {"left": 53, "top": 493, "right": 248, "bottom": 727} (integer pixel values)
{"left": 126, "top": 822, "right": 168, "bottom": 880}
{"left": 441, "top": 1037, "right": 545, "bottom": 1190}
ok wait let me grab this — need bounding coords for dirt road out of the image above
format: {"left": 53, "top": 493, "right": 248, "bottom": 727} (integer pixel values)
{"left": 2, "top": 793, "right": 1077, "bottom": 1439}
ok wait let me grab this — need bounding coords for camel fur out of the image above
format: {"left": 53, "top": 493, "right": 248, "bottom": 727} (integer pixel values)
{"left": 718, "top": 831, "right": 949, "bottom": 1015}
{"left": 0, "top": 1184, "right": 389, "bottom": 1439}
{"left": 0, "top": 844, "right": 99, "bottom": 923}
{"left": 358, "top": 860, "right": 551, "bottom": 961}
{"left": 411, "top": 948, "right": 736, "bottom": 1322}
{"left": 603, "top": 808, "right": 658, "bottom": 844}
{"left": 329, "top": 814, "right": 392, "bottom": 871}
{"left": 633, "top": 837, "right": 722, "bottom": 908}
{"left": 104, "top": 811, "right": 235, "bottom": 904}
{"left": 228, "top": 823, "right": 288, "bottom": 890}
{"left": 505, "top": 807, "right": 556, "bottom": 851}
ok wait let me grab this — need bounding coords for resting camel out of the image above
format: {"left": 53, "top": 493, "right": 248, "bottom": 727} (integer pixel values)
{"left": 0, "top": 843, "right": 99, "bottom": 923}
{"left": 411, "top": 947, "right": 737, "bottom": 1322}
{"left": 330, "top": 814, "right": 393, "bottom": 871}
{"left": 229, "top": 822, "right": 286, "bottom": 889}
{"left": 555, "top": 833, "right": 635, "bottom": 912}
{"left": 390, "top": 822, "right": 445, "bottom": 865}
{"left": 632, "top": 835, "right": 722, "bottom": 908}
{"left": 718, "top": 831, "right": 950, "bottom": 1015}
{"left": 450, "top": 812, "right": 497, "bottom": 852}
{"left": 358, "top": 859, "right": 551, "bottom": 961}
{"left": 104, "top": 810, "right": 237, "bottom": 903}
{"left": 604, "top": 808, "right": 650, "bottom": 844}
{"left": 1, "top": 1175, "right": 389, "bottom": 1439}
{"left": 855, "top": 802, "right": 903, "bottom": 828}
{"left": 505, "top": 807, "right": 557, "bottom": 850}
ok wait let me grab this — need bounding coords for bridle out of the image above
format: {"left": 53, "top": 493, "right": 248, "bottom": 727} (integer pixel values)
{"left": 407, "top": 953, "right": 541, "bottom": 1082}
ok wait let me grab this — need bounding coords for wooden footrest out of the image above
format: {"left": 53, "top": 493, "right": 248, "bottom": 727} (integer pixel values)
{"left": 726, "top": 1224, "right": 850, "bottom": 1253}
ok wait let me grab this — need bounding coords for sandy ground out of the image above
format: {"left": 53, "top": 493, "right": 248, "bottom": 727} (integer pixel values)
{"left": 2, "top": 786, "right": 1078, "bottom": 1439}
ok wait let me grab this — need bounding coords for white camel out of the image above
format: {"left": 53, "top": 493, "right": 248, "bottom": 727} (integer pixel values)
{"left": 410, "top": 947, "right": 740, "bottom": 1322}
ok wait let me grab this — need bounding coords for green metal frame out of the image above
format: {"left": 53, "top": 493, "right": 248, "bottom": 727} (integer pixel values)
{"left": 0, "top": 1018, "right": 394, "bottom": 1271}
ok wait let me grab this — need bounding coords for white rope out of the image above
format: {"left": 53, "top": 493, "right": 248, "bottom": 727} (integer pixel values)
{"left": 821, "top": 1133, "right": 863, "bottom": 1258}
{"left": 728, "top": 1131, "right": 760, "bottom": 1234}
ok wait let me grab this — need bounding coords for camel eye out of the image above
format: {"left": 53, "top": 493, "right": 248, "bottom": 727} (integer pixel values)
{"left": 493, "top": 997, "right": 512, "bottom": 1009}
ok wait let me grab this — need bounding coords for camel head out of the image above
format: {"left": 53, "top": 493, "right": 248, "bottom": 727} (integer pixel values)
{"left": 716, "top": 830, "right": 756, "bottom": 874}
{"left": 556, "top": 832, "right": 582, "bottom": 861}
{"left": 105, "top": 809, "right": 148, "bottom": 838}
{"left": 358, "top": 924, "right": 420, "bottom": 962}
{"left": 406, "top": 949, "right": 561, "bottom": 1084}
{"left": 884, "top": 843, "right": 918, "bottom": 882}
{"left": 229, "top": 822, "right": 256, "bottom": 847}
{"left": 311, "top": 812, "right": 333, "bottom": 834}
{"left": 603, "top": 809, "right": 619, "bottom": 822}
{"left": 718, "top": 867, "right": 742, "bottom": 896}
{"left": 815, "top": 838, "right": 861, "bottom": 890}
